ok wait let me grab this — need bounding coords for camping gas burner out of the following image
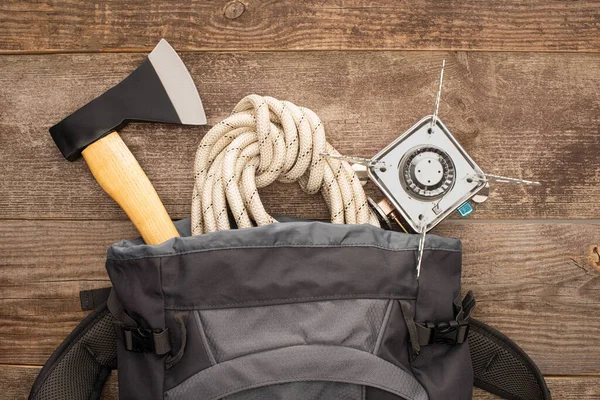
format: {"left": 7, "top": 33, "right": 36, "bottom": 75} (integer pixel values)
{"left": 400, "top": 146, "right": 455, "bottom": 200}
{"left": 366, "top": 116, "right": 487, "bottom": 233}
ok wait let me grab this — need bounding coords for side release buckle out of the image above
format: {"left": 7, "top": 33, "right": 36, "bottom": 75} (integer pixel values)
{"left": 121, "top": 326, "right": 171, "bottom": 355}
{"left": 425, "top": 320, "right": 470, "bottom": 345}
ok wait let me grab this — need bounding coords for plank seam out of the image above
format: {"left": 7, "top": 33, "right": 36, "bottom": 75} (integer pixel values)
{"left": 1, "top": 48, "right": 600, "bottom": 56}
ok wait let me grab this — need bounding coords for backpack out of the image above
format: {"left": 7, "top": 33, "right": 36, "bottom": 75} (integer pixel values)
{"left": 29, "top": 220, "right": 551, "bottom": 400}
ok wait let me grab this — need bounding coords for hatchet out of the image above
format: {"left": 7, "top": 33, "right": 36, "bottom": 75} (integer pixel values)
{"left": 50, "top": 39, "right": 206, "bottom": 244}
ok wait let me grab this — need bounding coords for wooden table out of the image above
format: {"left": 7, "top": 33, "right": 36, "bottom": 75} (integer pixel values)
{"left": 1, "top": 1, "right": 599, "bottom": 398}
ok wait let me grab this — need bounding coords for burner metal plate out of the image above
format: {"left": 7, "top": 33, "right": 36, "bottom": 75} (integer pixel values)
{"left": 367, "top": 116, "right": 487, "bottom": 232}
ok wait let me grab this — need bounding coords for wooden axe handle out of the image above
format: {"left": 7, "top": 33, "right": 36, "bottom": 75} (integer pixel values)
{"left": 81, "top": 131, "right": 180, "bottom": 245}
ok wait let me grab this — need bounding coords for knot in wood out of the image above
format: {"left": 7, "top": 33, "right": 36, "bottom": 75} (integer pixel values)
{"left": 224, "top": 1, "right": 245, "bottom": 20}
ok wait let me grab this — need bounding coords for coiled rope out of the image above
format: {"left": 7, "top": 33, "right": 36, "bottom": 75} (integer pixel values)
{"left": 191, "top": 95, "right": 380, "bottom": 235}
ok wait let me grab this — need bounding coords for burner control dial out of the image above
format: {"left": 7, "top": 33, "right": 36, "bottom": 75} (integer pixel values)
{"left": 400, "top": 146, "right": 455, "bottom": 200}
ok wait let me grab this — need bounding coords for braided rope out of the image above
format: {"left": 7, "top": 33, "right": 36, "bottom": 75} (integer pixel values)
{"left": 191, "top": 95, "right": 379, "bottom": 235}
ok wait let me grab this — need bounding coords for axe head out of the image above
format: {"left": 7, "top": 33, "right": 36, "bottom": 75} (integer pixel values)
{"left": 50, "top": 39, "right": 206, "bottom": 161}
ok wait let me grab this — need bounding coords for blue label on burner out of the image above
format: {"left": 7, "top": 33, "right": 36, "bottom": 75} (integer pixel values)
{"left": 457, "top": 202, "right": 474, "bottom": 217}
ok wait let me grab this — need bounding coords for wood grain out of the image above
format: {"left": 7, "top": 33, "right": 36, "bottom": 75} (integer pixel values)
{"left": 82, "top": 131, "right": 180, "bottom": 244}
{"left": 1, "top": 220, "right": 598, "bottom": 374}
{"left": 1, "top": 365, "right": 118, "bottom": 400}
{"left": 1, "top": 51, "right": 599, "bottom": 221}
{"left": 1, "top": 0, "right": 599, "bottom": 53}
{"left": 1, "top": 2, "right": 599, "bottom": 394}
{"left": 3, "top": 364, "right": 598, "bottom": 399}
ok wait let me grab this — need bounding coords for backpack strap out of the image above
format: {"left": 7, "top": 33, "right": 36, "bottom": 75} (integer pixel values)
{"left": 30, "top": 287, "right": 551, "bottom": 400}
{"left": 468, "top": 318, "right": 552, "bottom": 400}
{"left": 28, "top": 301, "right": 117, "bottom": 400}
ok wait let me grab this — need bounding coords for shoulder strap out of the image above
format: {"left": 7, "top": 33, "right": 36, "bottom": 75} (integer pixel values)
{"left": 30, "top": 288, "right": 551, "bottom": 400}
{"left": 29, "top": 301, "right": 117, "bottom": 400}
{"left": 469, "top": 318, "right": 551, "bottom": 400}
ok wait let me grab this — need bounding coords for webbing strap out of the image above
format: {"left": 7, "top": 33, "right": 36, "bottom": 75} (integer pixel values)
{"left": 107, "top": 288, "right": 135, "bottom": 326}
{"left": 400, "top": 291, "right": 475, "bottom": 356}
{"left": 107, "top": 288, "right": 172, "bottom": 356}
{"left": 80, "top": 287, "right": 111, "bottom": 311}
{"left": 415, "top": 291, "right": 475, "bottom": 347}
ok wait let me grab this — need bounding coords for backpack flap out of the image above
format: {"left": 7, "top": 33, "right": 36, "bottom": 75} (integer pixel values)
{"left": 30, "top": 220, "right": 551, "bottom": 400}
{"left": 105, "top": 221, "right": 451, "bottom": 399}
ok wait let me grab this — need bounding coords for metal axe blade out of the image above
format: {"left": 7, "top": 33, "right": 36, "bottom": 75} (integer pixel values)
{"left": 148, "top": 39, "right": 206, "bottom": 126}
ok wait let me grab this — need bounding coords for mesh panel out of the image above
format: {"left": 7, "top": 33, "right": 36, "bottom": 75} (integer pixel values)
{"left": 32, "top": 309, "right": 117, "bottom": 400}
{"left": 163, "top": 344, "right": 427, "bottom": 400}
{"left": 191, "top": 300, "right": 392, "bottom": 400}
{"left": 198, "top": 299, "right": 390, "bottom": 362}
{"left": 469, "top": 322, "right": 545, "bottom": 400}
{"left": 225, "top": 382, "right": 363, "bottom": 400}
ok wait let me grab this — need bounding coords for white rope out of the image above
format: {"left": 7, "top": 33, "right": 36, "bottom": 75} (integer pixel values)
{"left": 191, "top": 95, "right": 380, "bottom": 235}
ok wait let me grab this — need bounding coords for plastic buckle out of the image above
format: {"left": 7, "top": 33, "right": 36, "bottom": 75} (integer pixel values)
{"left": 123, "top": 327, "right": 156, "bottom": 353}
{"left": 426, "top": 320, "right": 470, "bottom": 345}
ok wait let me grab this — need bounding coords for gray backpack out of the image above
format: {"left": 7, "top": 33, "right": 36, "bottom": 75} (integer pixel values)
{"left": 30, "top": 221, "right": 550, "bottom": 400}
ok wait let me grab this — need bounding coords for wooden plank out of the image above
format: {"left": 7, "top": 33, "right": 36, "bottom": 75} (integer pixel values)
{"left": 0, "top": 51, "right": 599, "bottom": 221}
{"left": 0, "top": 220, "right": 136, "bottom": 284}
{"left": 475, "top": 377, "right": 600, "bottom": 400}
{"left": 2, "top": 366, "right": 599, "bottom": 400}
{"left": 1, "top": 0, "right": 599, "bottom": 53}
{"left": 0, "top": 220, "right": 599, "bottom": 374}
{"left": 1, "top": 365, "right": 118, "bottom": 400}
